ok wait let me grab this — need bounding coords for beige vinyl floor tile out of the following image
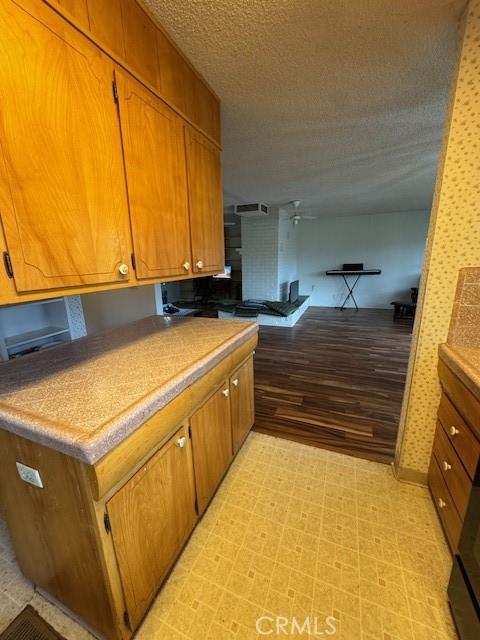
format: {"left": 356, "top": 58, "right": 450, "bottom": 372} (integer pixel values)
{"left": 0, "top": 432, "right": 457, "bottom": 639}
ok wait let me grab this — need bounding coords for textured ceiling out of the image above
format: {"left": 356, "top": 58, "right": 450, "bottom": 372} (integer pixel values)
{"left": 144, "top": 0, "right": 466, "bottom": 217}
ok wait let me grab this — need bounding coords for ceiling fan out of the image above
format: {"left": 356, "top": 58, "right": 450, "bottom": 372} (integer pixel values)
{"left": 289, "top": 200, "right": 317, "bottom": 225}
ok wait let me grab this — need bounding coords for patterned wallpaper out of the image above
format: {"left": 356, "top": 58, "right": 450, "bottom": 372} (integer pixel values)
{"left": 396, "top": 0, "right": 480, "bottom": 480}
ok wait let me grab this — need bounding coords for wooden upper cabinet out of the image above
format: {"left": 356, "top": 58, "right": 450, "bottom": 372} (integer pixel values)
{"left": 86, "top": 0, "right": 125, "bottom": 59}
{"left": 51, "top": 0, "right": 221, "bottom": 144}
{"left": 190, "top": 383, "right": 232, "bottom": 514}
{"left": 156, "top": 24, "right": 221, "bottom": 144}
{"left": 107, "top": 425, "right": 196, "bottom": 631}
{"left": 53, "top": 0, "right": 89, "bottom": 30}
{"left": 0, "top": 0, "right": 132, "bottom": 293}
{"left": 185, "top": 127, "right": 225, "bottom": 274}
{"left": 120, "top": 0, "right": 159, "bottom": 88}
{"left": 230, "top": 357, "right": 255, "bottom": 453}
{"left": 117, "top": 72, "right": 192, "bottom": 279}
{"left": 156, "top": 30, "right": 187, "bottom": 114}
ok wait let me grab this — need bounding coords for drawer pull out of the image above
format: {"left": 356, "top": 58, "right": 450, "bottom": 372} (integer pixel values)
{"left": 118, "top": 263, "right": 129, "bottom": 276}
{"left": 449, "top": 426, "right": 460, "bottom": 437}
{"left": 443, "top": 460, "right": 452, "bottom": 472}
{"left": 196, "top": 260, "right": 204, "bottom": 270}
{"left": 232, "top": 378, "right": 239, "bottom": 387}
{"left": 182, "top": 261, "right": 190, "bottom": 271}
{"left": 438, "top": 498, "right": 447, "bottom": 509}
{"left": 222, "top": 388, "right": 229, "bottom": 397}
{"left": 177, "top": 436, "right": 187, "bottom": 448}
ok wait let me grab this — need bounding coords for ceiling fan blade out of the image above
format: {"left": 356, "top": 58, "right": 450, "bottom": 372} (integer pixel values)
{"left": 302, "top": 215, "right": 317, "bottom": 220}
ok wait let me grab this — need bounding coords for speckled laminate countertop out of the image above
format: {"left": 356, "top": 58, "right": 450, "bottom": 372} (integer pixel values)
{"left": 439, "top": 343, "right": 480, "bottom": 404}
{"left": 0, "top": 316, "right": 258, "bottom": 464}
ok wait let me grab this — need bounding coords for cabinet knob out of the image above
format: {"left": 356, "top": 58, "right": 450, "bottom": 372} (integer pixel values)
{"left": 232, "top": 378, "right": 239, "bottom": 387}
{"left": 443, "top": 460, "right": 452, "bottom": 472}
{"left": 183, "top": 261, "right": 190, "bottom": 272}
{"left": 222, "top": 388, "right": 229, "bottom": 397}
{"left": 449, "top": 426, "right": 459, "bottom": 437}
{"left": 118, "top": 263, "right": 129, "bottom": 276}
{"left": 177, "top": 436, "right": 187, "bottom": 448}
{"left": 196, "top": 260, "right": 204, "bottom": 270}
{"left": 438, "top": 498, "right": 446, "bottom": 509}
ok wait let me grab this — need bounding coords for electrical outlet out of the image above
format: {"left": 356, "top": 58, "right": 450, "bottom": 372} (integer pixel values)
{"left": 16, "top": 462, "right": 43, "bottom": 488}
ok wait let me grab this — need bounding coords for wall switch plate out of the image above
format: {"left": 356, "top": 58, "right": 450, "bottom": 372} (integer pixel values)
{"left": 16, "top": 462, "right": 43, "bottom": 488}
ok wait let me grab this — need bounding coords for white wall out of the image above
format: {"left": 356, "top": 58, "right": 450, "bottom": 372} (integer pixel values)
{"left": 81, "top": 286, "right": 157, "bottom": 334}
{"left": 278, "top": 217, "right": 298, "bottom": 300}
{"left": 297, "top": 210, "right": 430, "bottom": 308}
{"left": 241, "top": 212, "right": 279, "bottom": 300}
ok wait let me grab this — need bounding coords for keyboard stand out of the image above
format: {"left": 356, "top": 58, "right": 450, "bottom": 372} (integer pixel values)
{"left": 325, "top": 269, "right": 382, "bottom": 311}
{"left": 339, "top": 274, "right": 361, "bottom": 311}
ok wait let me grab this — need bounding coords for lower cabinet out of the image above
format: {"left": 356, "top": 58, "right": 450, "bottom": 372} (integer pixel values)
{"left": 230, "top": 357, "right": 255, "bottom": 453}
{"left": 106, "top": 424, "right": 196, "bottom": 630}
{"left": 429, "top": 359, "right": 480, "bottom": 552}
{"left": 0, "top": 346, "right": 257, "bottom": 640}
{"left": 190, "top": 382, "right": 233, "bottom": 514}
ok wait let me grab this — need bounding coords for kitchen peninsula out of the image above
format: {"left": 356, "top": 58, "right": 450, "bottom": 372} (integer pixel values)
{"left": 0, "top": 316, "right": 258, "bottom": 639}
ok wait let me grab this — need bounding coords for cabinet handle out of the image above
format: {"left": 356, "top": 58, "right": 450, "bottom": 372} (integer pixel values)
{"left": 183, "top": 262, "right": 190, "bottom": 271}
{"left": 177, "top": 436, "right": 187, "bottom": 448}
{"left": 449, "top": 426, "right": 460, "bottom": 437}
{"left": 438, "top": 498, "right": 446, "bottom": 509}
{"left": 222, "top": 388, "right": 229, "bottom": 397}
{"left": 232, "top": 378, "right": 239, "bottom": 387}
{"left": 118, "top": 263, "right": 129, "bottom": 276}
{"left": 443, "top": 460, "right": 452, "bottom": 472}
{"left": 196, "top": 260, "right": 204, "bottom": 270}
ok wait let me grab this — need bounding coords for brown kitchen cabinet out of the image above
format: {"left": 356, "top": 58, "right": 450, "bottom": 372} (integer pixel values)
{"left": 0, "top": 0, "right": 223, "bottom": 305}
{"left": 429, "top": 355, "right": 480, "bottom": 552}
{"left": 190, "top": 382, "right": 233, "bottom": 514}
{"left": 120, "top": 0, "right": 159, "bottom": 88}
{"left": 0, "top": 0, "right": 133, "bottom": 293}
{"left": 230, "top": 356, "right": 255, "bottom": 453}
{"left": 107, "top": 424, "right": 196, "bottom": 631}
{"left": 86, "top": 0, "right": 125, "bottom": 59}
{"left": 185, "top": 127, "right": 225, "bottom": 274}
{"left": 47, "top": 0, "right": 221, "bottom": 145}
{"left": 0, "top": 333, "right": 257, "bottom": 639}
{"left": 54, "top": 0, "right": 89, "bottom": 29}
{"left": 117, "top": 71, "right": 193, "bottom": 279}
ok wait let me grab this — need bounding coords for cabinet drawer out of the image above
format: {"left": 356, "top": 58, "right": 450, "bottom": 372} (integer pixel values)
{"left": 437, "top": 393, "right": 480, "bottom": 479}
{"left": 428, "top": 455, "right": 462, "bottom": 552}
{"left": 432, "top": 422, "right": 471, "bottom": 520}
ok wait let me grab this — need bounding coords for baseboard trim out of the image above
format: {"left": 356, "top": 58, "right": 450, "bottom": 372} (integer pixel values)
{"left": 392, "top": 464, "right": 428, "bottom": 487}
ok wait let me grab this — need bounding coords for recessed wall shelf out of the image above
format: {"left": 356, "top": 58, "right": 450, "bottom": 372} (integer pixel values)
{"left": 5, "top": 327, "right": 70, "bottom": 350}
{"left": 0, "top": 296, "right": 86, "bottom": 362}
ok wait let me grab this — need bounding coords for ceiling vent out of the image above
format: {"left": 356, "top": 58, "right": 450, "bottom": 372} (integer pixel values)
{"left": 233, "top": 203, "right": 269, "bottom": 217}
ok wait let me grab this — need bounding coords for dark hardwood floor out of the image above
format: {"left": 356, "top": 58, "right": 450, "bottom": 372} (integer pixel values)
{"left": 253, "top": 307, "right": 413, "bottom": 464}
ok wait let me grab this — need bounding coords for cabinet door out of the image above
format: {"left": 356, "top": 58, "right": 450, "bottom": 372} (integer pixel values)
{"left": 53, "top": 0, "right": 89, "bottom": 29}
{"left": 156, "top": 30, "right": 187, "bottom": 114}
{"left": 120, "top": 0, "right": 159, "bottom": 88}
{"left": 118, "top": 72, "right": 192, "bottom": 279}
{"left": 185, "top": 127, "right": 224, "bottom": 274}
{"left": 107, "top": 425, "right": 196, "bottom": 631}
{"left": 87, "top": 0, "right": 125, "bottom": 58}
{"left": 0, "top": 0, "right": 132, "bottom": 292}
{"left": 230, "top": 357, "right": 255, "bottom": 453}
{"left": 190, "top": 384, "right": 232, "bottom": 514}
